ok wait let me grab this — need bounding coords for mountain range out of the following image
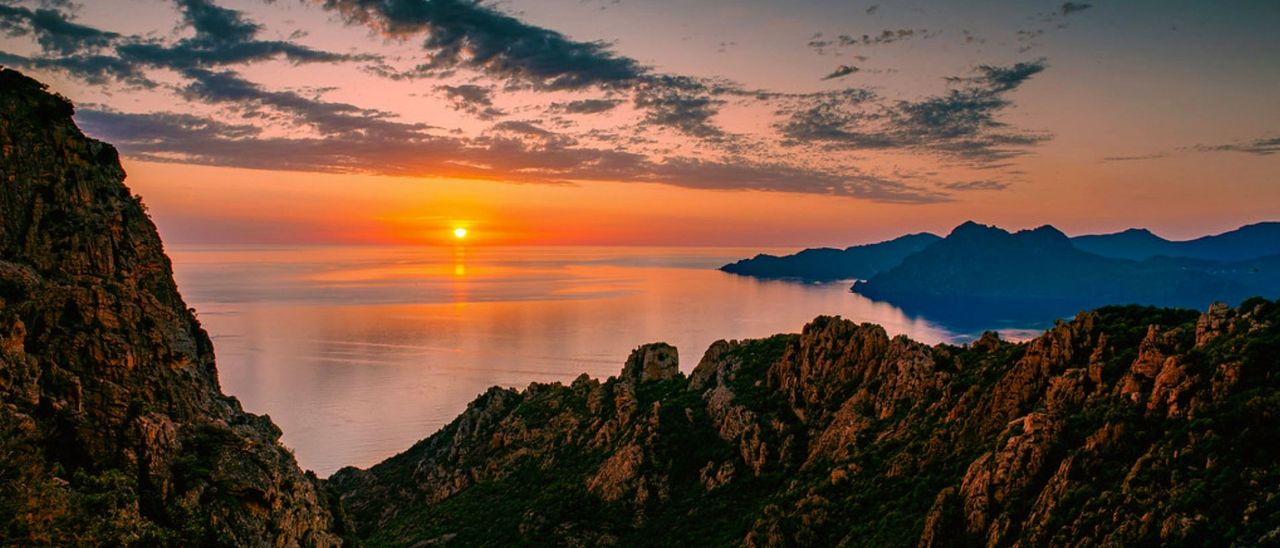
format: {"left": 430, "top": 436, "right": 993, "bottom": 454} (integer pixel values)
{"left": 5, "top": 68, "right": 1280, "bottom": 546}
{"left": 723, "top": 221, "right": 1280, "bottom": 328}
{"left": 1073, "top": 223, "right": 1280, "bottom": 262}
{"left": 850, "top": 222, "right": 1279, "bottom": 328}
{"left": 722, "top": 221, "right": 1280, "bottom": 282}
{"left": 720, "top": 233, "right": 941, "bottom": 281}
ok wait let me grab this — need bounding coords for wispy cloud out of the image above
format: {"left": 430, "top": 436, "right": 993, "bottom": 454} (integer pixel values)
{"left": 1060, "top": 2, "right": 1093, "bottom": 17}
{"left": 438, "top": 84, "right": 505, "bottom": 120}
{"left": 1191, "top": 136, "right": 1280, "bottom": 156}
{"left": 1102, "top": 152, "right": 1167, "bottom": 162}
{"left": 1104, "top": 134, "right": 1279, "bottom": 161}
{"left": 821, "top": 65, "right": 858, "bottom": 80}
{"left": 939, "top": 179, "right": 1008, "bottom": 191}
{"left": 550, "top": 98, "right": 622, "bottom": 114}
{"left": 779, "top": 61, "right": 1050, "bottom": 163}
{"left": 808, "top": 28, "right": 938, "bottom": 55}
{"left": 76, "top": 106, "right": 946, "bottom": 203}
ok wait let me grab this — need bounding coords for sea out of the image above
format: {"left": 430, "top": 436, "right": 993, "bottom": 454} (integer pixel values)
{"left": 167, "top": 245, "right": 1029, "bottom": 476}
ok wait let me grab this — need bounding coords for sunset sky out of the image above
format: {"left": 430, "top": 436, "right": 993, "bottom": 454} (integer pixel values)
{"left": 2, "top": 0, "right": 1277, "bottom": 246}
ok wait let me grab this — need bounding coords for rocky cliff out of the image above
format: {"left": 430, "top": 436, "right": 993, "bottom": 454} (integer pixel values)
{"left": 0, "top": 69, "right": 342, "bottom": 545}
{"left": 331, "top": 299, "right": 1280, "bottom": 546}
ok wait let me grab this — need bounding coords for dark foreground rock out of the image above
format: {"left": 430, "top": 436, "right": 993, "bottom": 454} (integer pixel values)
{"left": 0, "top": 69, "right": 342, "bottom": 545}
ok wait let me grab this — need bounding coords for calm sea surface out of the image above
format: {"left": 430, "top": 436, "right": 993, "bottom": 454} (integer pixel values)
{"left": 167, "top": 245, "right": 1010, "bottom": 476}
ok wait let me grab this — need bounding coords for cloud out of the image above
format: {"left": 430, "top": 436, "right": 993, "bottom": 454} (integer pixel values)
{"left": 115, "top": 0, "right": 371, "bottom": 70}
{"left": 776, "top": 88, "right": 891, "bottom": 147}
{"left": 178, "top": 68, "right": 433, "bottom": 139}
{"left": 1102, "top": 152, "right": 1167, "bottom": 162}
{"left": 808, "top": 28, "right": 938, "bottom": 54}
{"left": 939, "top": 179, "right": 1008, "bottom": 191}
{"left": 438, "top": 83, "right": 505, "bottom": 119}
{"left": 0, "top": 50, "right": 151, "bottom": 86}
{"left": 311, "top": 0, "right": 739, "bottom": 138}
{"left": 0, "top": 4, "right": 119, "bottom": 55}
{"left": 490, "top": 120, "right": 555, "bottom": 138}
{"left": 633, "top": 158, "right": 944, "bottom": 203}
{"left": 1190, "top": 136, "right": 1280, "bottom": 156}
{"left": 1105, "top": 135, "right": 1279, "bottom": 161}
{"left": 177, "top": 0, "right": 260, "bottom": 44}
{"left": 632, "top": 76, "right": 725, "bottom": 138}
{"left": 779, "top": 61, "right": 1050, "bottom": 163}
{"left": 74, "top": 105, "right": 944, "bottom": 203}
{"left": 821, "top": 65, "right": 858, "bottom": 80}
{"left": 551, "top": 98, "right": 622, "bottom": 114}
{"left": 0, "top": 0, "right": 370, "bottom": 85}
{"left": 76, "top": 109, "right": 265, "bottom": 141}
{"left": 314, "top": 0, "right": 644, "bottom": 91}
{"left": 1060, "top": 2, "right": 1093, "bottom": 16}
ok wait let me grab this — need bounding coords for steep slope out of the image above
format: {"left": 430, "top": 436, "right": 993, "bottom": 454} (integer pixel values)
{"left": 852, "top": 222, "right": 1267, "bottom": 328}
{"left": 1072, "top": 222, "right": 1280, "bottom": 262}
{"left": 720, "top": 233, "right": 941, "bottom": 282}
{"left": 330, "top": 298, "right": 1280, "bottom": 546}
{"left": 0, "top": 69, "right": 341, "bottom": 544}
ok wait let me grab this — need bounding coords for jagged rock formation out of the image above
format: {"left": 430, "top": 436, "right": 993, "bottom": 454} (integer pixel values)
{"left": 331, "top": 299, "right": 1280, "bottom": 546}
{"left": 0, "top": 69, "right": 342, "bottom": 544}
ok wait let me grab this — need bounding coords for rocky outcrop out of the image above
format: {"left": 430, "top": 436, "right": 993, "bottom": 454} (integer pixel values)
{"left": 621, "top": 343, "right": 680, "bottom": 382}
{"left": 0, "top": 69, "right": 341, "bottom": 545}
{"left": 331, "top": 298, "right": 1280, "bottom": 546}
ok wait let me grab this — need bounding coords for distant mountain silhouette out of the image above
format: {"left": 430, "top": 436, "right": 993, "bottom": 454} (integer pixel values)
{"left": 851, "top": 222, "right": 1277, "bottom": 328}
{"left": 1071, "top": 222, "right": 1280, "bottom": 262}
{"left": 719, "top": 232, "right": 941, "bottom": 281}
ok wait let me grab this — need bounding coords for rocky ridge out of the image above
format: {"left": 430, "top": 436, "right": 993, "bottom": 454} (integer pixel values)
{"left": 331, "top": 299, "right": 1280, "bottom": 546}
{"left": 0, "top": 68, "right": 342, "bottom": 545}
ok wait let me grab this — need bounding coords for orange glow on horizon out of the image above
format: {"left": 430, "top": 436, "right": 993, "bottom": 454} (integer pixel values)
{"left": 122, "top": 159, "right": 1280, "bottom": 248}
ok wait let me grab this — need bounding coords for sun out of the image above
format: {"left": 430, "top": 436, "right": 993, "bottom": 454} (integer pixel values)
{"left": 452, "top": 227, "right": 468, "bottom": 239}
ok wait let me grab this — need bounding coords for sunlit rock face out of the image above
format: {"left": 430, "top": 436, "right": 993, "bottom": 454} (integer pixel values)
{"left": 0, "top": 69, "right": 341, "bottom": 545}
{"left": 622, "top": 343, "right": 680, "bottom": 382}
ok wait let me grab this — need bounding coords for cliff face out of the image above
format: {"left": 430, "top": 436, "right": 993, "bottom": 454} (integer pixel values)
{"left": 0, "top": 69, "right": 341, "bottom": 545}
{"left": 331, "top": 300, "right": 1280, "bottom": 546}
